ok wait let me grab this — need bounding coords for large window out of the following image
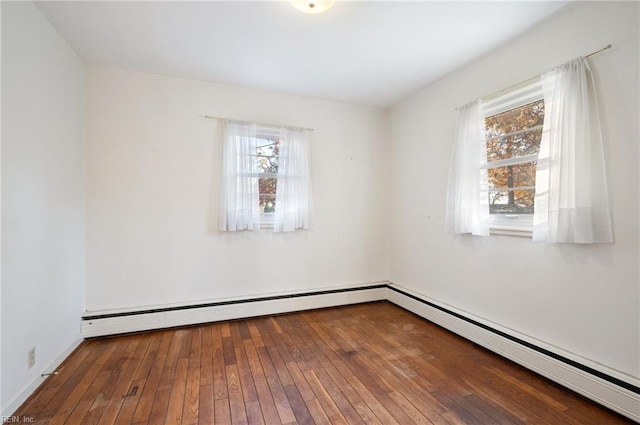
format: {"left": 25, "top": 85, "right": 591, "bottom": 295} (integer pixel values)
{"left": 482, "top": 80, "right": 544, "bottom": 232}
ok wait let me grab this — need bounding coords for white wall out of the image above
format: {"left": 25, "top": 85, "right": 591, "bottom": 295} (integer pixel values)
{"left": 84, "top": 66, "right": 389, "bottom": 312}
{"left": 1, "top": 2, "right": 85, "bottom": 413}
{"left": 389, "top": 1, "right": 639, "bottom": 383}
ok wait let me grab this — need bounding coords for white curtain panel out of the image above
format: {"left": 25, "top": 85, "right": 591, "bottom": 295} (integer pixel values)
{"left": 274, "top": 126, "right": 313, "bottom": 232}
{"left": 533, "top": 57, "right": 613, "bottom": 243}
{"left": 446, "top": 100, "right": 490, "bottom": 236}
{"left": 219, "top": 120, "right": 261, "bottom": 231}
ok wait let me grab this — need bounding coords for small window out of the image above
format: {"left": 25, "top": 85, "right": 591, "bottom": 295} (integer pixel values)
{"left": 483, "top": 79, "right": 544, "bottom": 233}
{"left": 255, "top": 132, "right": 279, "bottom": 224}
{"left": 220, "top": 120, "right": 312, "bottom": 232}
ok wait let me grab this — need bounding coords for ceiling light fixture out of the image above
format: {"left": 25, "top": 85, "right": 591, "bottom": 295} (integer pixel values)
{"left": 289, "top": 0, "right": 335, "bottom": 14}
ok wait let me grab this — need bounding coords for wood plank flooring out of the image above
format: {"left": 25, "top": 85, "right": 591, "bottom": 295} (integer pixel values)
{"left": 13, "top": 301, "right": 634, "bottom": 424}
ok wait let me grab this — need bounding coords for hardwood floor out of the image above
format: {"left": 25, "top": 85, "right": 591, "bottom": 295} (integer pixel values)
{"left": 14, "top": 302, "right": 634, "bottom": 424}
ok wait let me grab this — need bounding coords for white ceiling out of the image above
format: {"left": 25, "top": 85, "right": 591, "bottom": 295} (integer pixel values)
{"left": 35, "top": 1, "right": 569, "bottom": 108}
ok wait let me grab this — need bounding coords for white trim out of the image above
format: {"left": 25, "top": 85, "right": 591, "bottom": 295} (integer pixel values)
{"left": 484, "top": 154, "right": 538, "bottom": 169}
{"left": 483, "top": 78, "right": 544, "bottom": 117}
{"left": 1, "top": 335, "right": 83, "bottom": 419}
{"left": 486, "top": 124, "right": 544, "bottom": 142}
{"left": 81, "top": 282, "right": 388, "bottom": 338}
{"left": 489, "top": 213, "right": 534, "bottom": 234}
{"left": 490, "top": 227, "right": 533, "bottom": 237}
{"left": 385, "top": 283, "right": 640, "bottom": 423}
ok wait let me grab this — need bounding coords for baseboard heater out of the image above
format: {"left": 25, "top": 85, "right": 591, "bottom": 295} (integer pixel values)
{"left": 81, "top": 283, "right": 389, "bottom": 338}
{"left": 81, "top": 281, "right": 640, "bottom": 422}
{"left": 385, "top": 284, "right": 640, "bottom": 423}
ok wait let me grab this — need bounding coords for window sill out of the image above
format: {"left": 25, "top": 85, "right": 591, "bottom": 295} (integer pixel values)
{"left": 260, "top": 213, "right": 274, "bottom": 229}
{"left": 489, "top": 214, "right": 532, "bottom": 237}
{"left": 490, "top": 227, "right": 532, "bottom": 238}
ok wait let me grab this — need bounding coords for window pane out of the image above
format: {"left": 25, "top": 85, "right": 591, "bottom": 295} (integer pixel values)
{"left": 259, "top": 178, "right": 277, "bottom": 213}
{"left": 486, "top": 100, "right": 544, "bottom": 133}
{"left": 260, "top": 194, "right": 276, "bottom": 213}
{"left": 255, "top": 138, "right": 279, "bottom": 214}
{"left": 485, "top": 100, "right": 544, "bottom": 162}
{"left": 488, "top": 162, "right": 537, "bottom": 190}
{"left": 257, "top": 156, "right": 279, "bottom": 174}
{"left": 259, "top": 177, "right": 277, "bottom": 195}
{"left": 256, "top": 138, "right": 278, "bottom": 152}
{"left": 256, "top": 139, "right": 279, "bottom": 174}
{"left": 489, "top": 189, "right": 535, "bottom": 214}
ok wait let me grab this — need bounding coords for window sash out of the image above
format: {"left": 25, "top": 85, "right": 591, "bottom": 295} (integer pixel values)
{"left": 483, "top": 82, "right": 544, "bottom": 234}
{"left": 244, "top": 139, "right": 279, "bottom": 226}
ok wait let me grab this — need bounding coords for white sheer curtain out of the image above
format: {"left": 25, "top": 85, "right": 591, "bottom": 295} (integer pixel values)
{"left": 533, "top": 57, "right": 613, "bottom": 243}
{"left": 446, "top": 100, "right": 490, "bottom": 236}
{"left": 274, "top": 126, "right": 312, "bottom": 232}
{"left": 219, "top": 120, "right": 261, "bottom": 231}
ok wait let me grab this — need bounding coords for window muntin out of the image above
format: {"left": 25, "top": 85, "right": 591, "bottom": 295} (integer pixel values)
{"left": 483, "top": 81, "right": 544, "bottom": 231}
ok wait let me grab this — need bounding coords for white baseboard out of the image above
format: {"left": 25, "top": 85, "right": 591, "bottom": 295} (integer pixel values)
{"left": 1, "top": 335, "right": 83, "bottom": 419}
{"left": 81, "top": 282, "right": 388, "bottom": 338}
{"left": 386, "top": 283, "right": 640, "bottom": 423}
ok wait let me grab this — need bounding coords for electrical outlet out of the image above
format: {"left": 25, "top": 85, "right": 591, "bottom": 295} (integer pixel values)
{"left": 27, "top": 347, "right": 36, "bottom": 369}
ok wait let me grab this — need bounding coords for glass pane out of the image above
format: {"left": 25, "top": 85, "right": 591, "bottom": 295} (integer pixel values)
{"left": 256, "top": 139, "right": 279, "bottom": 174}
{"left": 485, "top": 100, "right": 544, "bottom": 162}
{"left": 260, "top": 195, "right": 276, "bottom": 213}
{"left": 257, "top": 155, "right": 279, "bottom": 174}
{"left": 488, "top": 162, "right": 537, "bottom": 190}
{"left": 486, "top": 100, "right": 544, "bottom": 134}
{"left": 489, "top": 189, "right": 535, "bottom": 214}
{"left": 256, "top": 138, "right": 278, "bottom": 151}
{"left": 259, "top": 178, "right": 277, "bottom": 213}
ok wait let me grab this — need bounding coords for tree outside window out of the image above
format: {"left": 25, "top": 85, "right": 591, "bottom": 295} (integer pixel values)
{"left": 485, "top": 100, "right": 544, "bottom": 215}
{"left": 256, "top": 138, "right": 279, "bottom": 213}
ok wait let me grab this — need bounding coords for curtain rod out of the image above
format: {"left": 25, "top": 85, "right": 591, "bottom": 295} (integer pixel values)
{"left": 584, "top": 44, "right": 613, "bottom": 59}
{"left": 478, "top": 44, "right": 612, "bottom": 104}
{"left": 204, "top": 115, "right": 314, "bottom": 132}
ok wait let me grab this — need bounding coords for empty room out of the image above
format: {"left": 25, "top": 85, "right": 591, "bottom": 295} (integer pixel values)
{"left": 1, "top": 0, "right": 638, "bottom": 424}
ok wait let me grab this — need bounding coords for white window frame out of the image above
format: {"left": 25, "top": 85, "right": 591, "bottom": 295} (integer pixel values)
{"left": 220, "top": 119, "right": 311, "bottom": 233}
{"left": 482, "top": 78, "right": 544, "bottom": 236}
{"left": 252, "top": 126, "right": 281, "bottom": 228}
